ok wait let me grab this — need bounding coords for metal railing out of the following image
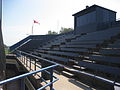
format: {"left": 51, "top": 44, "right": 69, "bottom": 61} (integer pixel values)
{"left": 0, "top": 50, "right": 59, "bottom": 90}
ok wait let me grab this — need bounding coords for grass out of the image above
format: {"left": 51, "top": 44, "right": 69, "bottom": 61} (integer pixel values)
{"left": 5, "top": 48, "right": 9, "bottom": 54}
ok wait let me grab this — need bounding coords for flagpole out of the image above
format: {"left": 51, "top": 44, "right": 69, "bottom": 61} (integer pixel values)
{"left": 32, "top": 23, "right": 34, "bottom": 35}
{"left": 32, "top": 20, "right": 40, "bottom": 35}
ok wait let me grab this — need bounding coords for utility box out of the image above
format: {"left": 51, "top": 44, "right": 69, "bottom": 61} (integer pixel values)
{"left": 73, "top": 5, "right": 116, "bottom": 33}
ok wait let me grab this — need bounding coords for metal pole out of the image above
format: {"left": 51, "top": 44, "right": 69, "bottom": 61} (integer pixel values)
{"left": 26, "top": 56, "right": 28, "bottom": 67}
{"left": 30, "top": 58, "right": 31, "bottom": 71}
{"left": 0, "top": 0, "right": 6, "bottom": 89}
{"left": 50, "top": 68, "right": 53, "bottom": 90}
{"left": 35, "top": 59, "right": 36, "bottom": 71}
{"left": 21, "top": 54, "right": 23, "bottom": 62}
{"left": 20, "top": 78, "right": 25, "bottom": 90}
{"left": 24, "top": 56, "right": 25, "bottom": 64}
{"left": 32, "top": 23, "right": 34, "bottom": 35}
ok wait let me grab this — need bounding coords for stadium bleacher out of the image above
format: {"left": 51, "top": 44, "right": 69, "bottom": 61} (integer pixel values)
{"left": 9, "top": 5, "right": 120, "bottom": 89}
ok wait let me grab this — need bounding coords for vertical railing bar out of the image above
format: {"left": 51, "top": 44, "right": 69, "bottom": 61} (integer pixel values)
{"left": 20, "top": 78, "right": 25, "bottom": 90}
{"left": 15, "top": 51, "right": 60, "bottom": 90}
{"left": 26, "top": 57, "right": 28, "bottom": 67}
{"left": 113, "top": 75, "right": 117, "bottom": 86}
{"left": 22, "top": 55, "right": 23, "bottom": 62}
{"left": 25, "top": 56, "right": 26, "bottom": 64}
{"left": 30, "top": 57, "right": 31, "bottom": 71}
{"left": 22, "top": 55, "right": 23, "bottom": 63}
{"left": 50, "top": 68, "right": 53, "bottom": 90}
{"left": 26, "top": 56, "right": 27, "bottom": 67}
{"left": 24, "top": 55, "right": 25, "bottom": 64}
{"left": 28, "top": 57, "right": 31, "bottom": 69}
{"left": 35, "top": 59, "right": 36, "bottom": 71}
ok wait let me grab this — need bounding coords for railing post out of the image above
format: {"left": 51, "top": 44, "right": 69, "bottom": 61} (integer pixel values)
{"left": 50, "top": 68, "right": 53, "bottom": 90}
{"left": 26, "top": 56, "right": 28, "bottom": 67}
{"left": 24, "top": 56, "right": 25, "bottom": 64}
{"left": 30, "top": 57, "right": 31, "bottom": 71}
{"left": 41, "top": 61, "right": 51, "bottom": 80}
{"left": 20, "top": 78, "right": 25, "bottom": 90}
{"left": 34, "top": 59, "right": 36, "bottom": 71}
{"left": 22, "top": 55, "right": 23, "bottom": 62}
{"left": 22, "top": 55, "right": 24, "bottom": 63}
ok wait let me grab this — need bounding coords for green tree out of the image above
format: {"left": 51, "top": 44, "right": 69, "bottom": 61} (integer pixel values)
{"left": 4, "top": 44, "right": 8, "bottom": 48}
{"left": 4, "top": 44, "right": 9, "bottom": 54}
{"left": 59, "top": 27, "right": 73, "bottom": 34}
{"left": 47, "top": 30, "right": 58, "bottom": 35}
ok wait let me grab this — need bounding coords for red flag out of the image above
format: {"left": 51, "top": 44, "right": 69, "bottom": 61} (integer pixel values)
{"left": 33, "top": 20, "right": 40, "bottom": 25}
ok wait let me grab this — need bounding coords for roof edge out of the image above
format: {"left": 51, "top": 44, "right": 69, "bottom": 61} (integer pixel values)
{"left": 72, "top": 4, "right": 116, "bottom": 16}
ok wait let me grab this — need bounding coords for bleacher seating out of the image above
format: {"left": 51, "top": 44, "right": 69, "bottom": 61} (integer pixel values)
{"left": 10, "top": 26, "right": 120, "bottom": 89}
{"left": 8, "top": 4, "right": 120, "bottom": 89}
{"left": 10, "top": 35, "right": 58, "bottom": 52}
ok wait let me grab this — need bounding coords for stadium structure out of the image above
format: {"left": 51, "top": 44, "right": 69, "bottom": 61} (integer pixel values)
{"left": 0, "top": 4, "right": 120, "bottom": 90}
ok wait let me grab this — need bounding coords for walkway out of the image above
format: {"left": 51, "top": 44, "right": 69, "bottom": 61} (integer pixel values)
{"left": 18, "top": 57, "right": 96, "bottom": 90}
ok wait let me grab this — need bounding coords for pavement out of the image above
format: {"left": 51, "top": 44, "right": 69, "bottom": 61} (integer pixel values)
{"left": 53, "top": 73, "right": 95, "bottom": 90}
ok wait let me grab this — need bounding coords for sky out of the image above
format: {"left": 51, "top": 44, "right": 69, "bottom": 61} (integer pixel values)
{"left": 2, "top": 0, "right": 120, "bottom": 46}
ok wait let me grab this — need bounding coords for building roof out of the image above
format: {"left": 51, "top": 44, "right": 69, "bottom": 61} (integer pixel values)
{"left": 72, "top": 4, "right": 116, "bottom": 16}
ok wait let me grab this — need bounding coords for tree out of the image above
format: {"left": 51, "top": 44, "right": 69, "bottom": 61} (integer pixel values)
{"left": 59, "top": 27, "right": 73, "bottom": 34}
{"left": 47, "top": 30, "right": 58, "bottom": 35}
{"left": 4, "top": 44, "right": 8, "bottom": 48}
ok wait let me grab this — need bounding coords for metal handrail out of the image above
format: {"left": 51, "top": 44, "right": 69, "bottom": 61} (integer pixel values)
{"left": 0, "top": 64, "right": 59, "bottom": 89}
{"left": 9, "top": 50, "right": 120, "bottom": 89}
{"left": 18, "top": 50, "right": 120, "bottom": 87}
{"left": 0, "top": 50, "right": 60, "bottom": 90}
{"left": 75, "top": 70, "right": 120, "bottom": 87}
{"left": 18, "top": 50, "right": 61, "bottom": 65}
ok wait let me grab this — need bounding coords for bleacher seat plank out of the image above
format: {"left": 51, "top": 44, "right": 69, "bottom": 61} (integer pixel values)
{"left": 40, "top": 53, "right": 69, "bottom": 62}
{"left": 46, "top": 51, "right": 79, "bottom": 57}
{"left": 78, "top": 61, "right": 120, "bottom": 75}
{"left": 99, "top": 49, "right": 120, "bottom": 55}
{"left": 76, "top": 29, "right": 120, "bottom": 41}
{"left": 89, "top": 55, "right": 120, "bottom": 64}
{"left": 71, "top": 40, "right": 103, "bottom": 44}
{"left": 60, "top": 47, "right": 88, "bottom": 53}
{"left": 67, "top": 41, "right": 103, "bottom": 45}
{"left": 60, "top": 44, "right": 96, "bottom": 48}
{"left": 108, "top": 44, "right": 120, "bottom": 49}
